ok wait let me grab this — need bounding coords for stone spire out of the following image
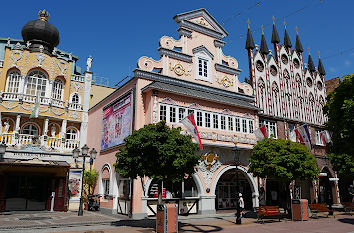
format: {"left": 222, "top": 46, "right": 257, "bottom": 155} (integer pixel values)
{"left": 295, "top": 26, "right": 304, "bottom": 53}
{"left": 245, "top": 19, "right": 255, "bottom": 50}
{"left": 307, "top": 48, "right": 316, "bottom": 72}
{"left": 283, "top": 21, "right": 292, "bottom": 48}
{"left": 271, "top": 16, "right": 280, "bottom": 44}
{"left": 260, "top": 25, "right": 269, "bottom": 55}
{"left": 317, "top": 51, "right": 326, "bottom": 75}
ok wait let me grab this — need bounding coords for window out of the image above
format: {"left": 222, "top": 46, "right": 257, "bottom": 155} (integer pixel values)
{"left": 260, "top": 119, "right": 277, "bottom": 138}
{"left": 103, "top": 179, "right": 110, "bottom": 197}
{"left": 6, "top": 70, "right": 21, "bottom": 93}
{"left": 160, "top": 105, "right": 167, "bottom": 121}
{"left": 188, "top": 109, "right": 194, "bottom": 116}
{"left": 66, "top": 128, "right": 78, "bottom": 140}
{"left": 205, "top": 113, "right": 211, "bottom": 128}
{"left": 235, "top": 118, "right": 240, "bottom": 132}
{"left": 249, "top": 120, "right": 254, "bottom": 133}
{"left": 72, "top": 93, "right": 80, "bottom": 104}
{"left": 22, "top": 124, "right": 38, "bottom": 136}
{"left": 52, "top": 78, "right": 64, "bottom": 100}
{"left": 213, "top": 114, "right": 219, "bottom": 129}
{"left": 220, "top": 116, "right": 226, "bottom": 130}
{"left": 198, "top": 58, "right": 208, "bottom": 78}
{"left": 315, "top": 129, "right": 323, "bottom": 145}
{"left": 26, "top": 70, "right": 47, "bottom": 97}
{"left": 170, "top": 106, "right": 176, "bottom": 123}
{"left": 178, "top": 108, "right": 186, "bottom": 121}
{"left": 197, "top": 111, "right": 203, "bottom": 127}
{"left": 228, "top": 117, "right": 233, "bottom": 131}
{"left": 148, "top": 177, "right": 198, "bottom": 199}
{"left": 288, "top": 123, "right": 296, "bottom": 142}
{"left": 118, "top": 178, "right": 130, "bottom": 199}
{"left": 242, "top": 119, "right": 247, "bottom": 133}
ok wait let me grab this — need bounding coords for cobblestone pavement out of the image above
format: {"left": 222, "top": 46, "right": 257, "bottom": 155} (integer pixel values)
{"left": 0, "top": 211, "right": 353, "bottom": 233}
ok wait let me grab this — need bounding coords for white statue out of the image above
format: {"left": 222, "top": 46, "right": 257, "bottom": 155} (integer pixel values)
{"left": 86, "top": 55, "right": 93, "bottom": 72}
{"left": 52, "top": 47, "right": 57, "bottom": 55}
{"left": 51, "top": 125, "right": 56, "bottom": 137}
{"left": 39, "top": 45, "right": 44, "bottom": 53}
{"left": 3, "top": 121, "right": 10, "bottom": 133}
{"left": 7, "top": 38, "right": 10, "bottom": 47}
{"left": 26, "top": 41, "right": 31, "bottom": 49}
{"left": 69, "top": 52, "right": 72, "bottom": 61}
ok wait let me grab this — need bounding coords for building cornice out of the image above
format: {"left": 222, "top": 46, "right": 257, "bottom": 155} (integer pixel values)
{"left": 158, "top": 47, "right": 193, "bottom": 63}
{"left": 215, "top": 63, "right": 242, "bottom": 75}
{"left": 178, "top": 20, "right": 224, "bottom": 40}
{"left": 177, "top": 28, "right": 192, "bottom": 37}
{"left": 192, "top": 45, "right": 214, "bottom": 60}
{"left": 214, "top": 40, "right": 226, "bottom": 48}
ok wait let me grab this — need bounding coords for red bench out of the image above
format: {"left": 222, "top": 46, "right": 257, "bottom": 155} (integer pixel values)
{"left": 256, "top": 206, "right": 287, "bottom": 223}
{"left": 309, "top": 203, "right": 333, "bottom": 218}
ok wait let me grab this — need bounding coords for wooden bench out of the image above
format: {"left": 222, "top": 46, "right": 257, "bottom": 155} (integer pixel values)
{"left": 343, "top": 202, "right": 354, "bottom": 216}
{"left": 256, "top": 206, "right": 287, "bottom": 223}
{"left": 309, "top": 203, "right": 333, "bottom": 218}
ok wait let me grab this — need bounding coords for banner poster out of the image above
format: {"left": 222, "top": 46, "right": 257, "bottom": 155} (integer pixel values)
{"left": 68, "top": 169, "right": 82, "bottom": 201}
{"left": 101, "top": 94, "right": 132, "bottom": 150}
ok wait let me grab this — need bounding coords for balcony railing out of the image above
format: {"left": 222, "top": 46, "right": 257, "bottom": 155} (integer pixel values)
{"left": 2, "top": 92, "right": 80, "bottom": 110}
{"left": 0, "top": 133, "right": 79, "bottom": 153}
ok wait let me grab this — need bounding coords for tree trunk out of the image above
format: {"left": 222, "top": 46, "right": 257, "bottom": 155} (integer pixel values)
{"left": 158, "top": 180, "right": 163, "bottom": 204}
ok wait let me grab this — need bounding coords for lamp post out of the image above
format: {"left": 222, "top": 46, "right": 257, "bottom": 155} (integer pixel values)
{"left": 0, "top": 141, "right": 7, "bottom": 162}
{"left": 72, "top": 144, "right": 96, "bottom": 216}
{"left": 233, "top": 145, "right": 242, "bottom": 224}
{"left": 88, "top": 148, "right": 97, "bottom": 195}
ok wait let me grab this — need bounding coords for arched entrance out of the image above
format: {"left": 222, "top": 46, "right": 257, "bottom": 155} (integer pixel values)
{"left": 318, "top": 167, "right": 334, "bottom": 205}
{"left": 214, "top": 166, "right": 256, "bottom": 210}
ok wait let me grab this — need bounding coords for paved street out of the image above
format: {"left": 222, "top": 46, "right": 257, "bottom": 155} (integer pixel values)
{"left": 0, "top": 211, "right": 353, "bottom": 233}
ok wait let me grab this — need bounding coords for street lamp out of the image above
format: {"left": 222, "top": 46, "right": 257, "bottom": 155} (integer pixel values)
{"left": 88, "top": 148, "right": 97, "bottom": 195}
{"left": 72, "top": 144, "right": 96, "bottom": 216}
{"left": 233, "top": 145, "right": 242, "bottom": 224}
{"left": 0, "top": 141, "right": 7, "bottom": 162}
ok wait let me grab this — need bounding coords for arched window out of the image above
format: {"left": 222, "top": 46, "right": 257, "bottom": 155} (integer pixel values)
{"left": 22, "top": 124, "right": 39, "bottom": 136}
{"left": 66, "top": 128, "right": 78, "bottom": 140}
{"left": 6, "top": 70, "right": 21, "bottom": 93}
{"left": 52, "top": 78, "right": 64, "bottom": 100}
{"left": 26, "top": 70, "right": 47, "bottom": 97}
{"left": 72, "top": 93, "right": 80, "bottom": 104}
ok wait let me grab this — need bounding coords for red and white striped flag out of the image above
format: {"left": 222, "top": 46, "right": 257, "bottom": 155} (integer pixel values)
{"left": 295, "top": 124, "right": 312, "bottom": 150}
{"left": 254, "top": 125, "right": 268, "bottom": 140}
{"left": 180, "top": 114, "right": 203, "bottom": 150}
{"left": 320, "top": 130, "right": 332, "bottom": 152}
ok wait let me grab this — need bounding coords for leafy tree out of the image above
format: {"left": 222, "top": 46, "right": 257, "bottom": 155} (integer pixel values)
{"left": 84, "top": 169, "right": 99, "bottom": 196}
{"left": 323, "top": 74, "right": 354, "bottom": 178}
{"left": 249, "top": 138, "right": 319, "bottom": 208}
{"left": 115, "top": 121, "right": 200, "bottom": 203}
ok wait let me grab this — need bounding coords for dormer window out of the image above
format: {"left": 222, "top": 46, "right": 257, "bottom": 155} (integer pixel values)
{"left": 198, "top": 58, "right": 208, "bottom": 78}
{"left": 193, "top": 46, "right": 213, "bottom": 83}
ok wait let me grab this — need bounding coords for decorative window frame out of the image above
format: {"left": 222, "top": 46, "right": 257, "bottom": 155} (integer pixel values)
{"left": 5, "top": 69, "right": 22, "bottom": 93}
{"left": 21, "top": 122, "right": 41, "bottom": 136}
{"left": 66, "top": 126, "right": 80, "bottom": 141}
{"left": 315, "top": 129, "right": 324, "bottom": 146}
{"left": 259, "top": 119, "right": 277, "bottom": 139}
{"left": 194, "top": 51, "right": 212, "bottom": 83}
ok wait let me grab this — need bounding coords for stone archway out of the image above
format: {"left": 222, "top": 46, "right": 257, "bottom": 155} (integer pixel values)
{"left": 318, "top": 166, "right": 335, "bottom": 205}
{"left": 211, "top": 165, "right": 259, "bottom": 209}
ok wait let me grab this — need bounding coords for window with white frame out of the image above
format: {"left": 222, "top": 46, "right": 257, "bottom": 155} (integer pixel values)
{"left": 213, "top": 114, "right": 219, "bottom": 129}
{"left": 169, "top": 106, "right": 176, "bottom": 123}
{"left": 66, "top": 128, "right": 78, "bottom": 140}
{"left": 188, "top": 109, "right": 194, "bottom": 116}
{"left": 228, "top": 117, "right": 234, "bottom": 131}
{"left": 178, "top": 108, "right": 186, "bottom": 121}
{"left": 249, "top": 120, "right": 254, "bottom": 133}
{"left": 6, "top": 70, "right": 21, "bottom": 93}
{"left": 198, "top": 58, "right": 208, "bottom": 78}
{"left": 288, "top": 123, "right": 296, "bottom": 142}
{"left": 52, "top": 78, "right": 64, "bottom": 100}
{"left": 22, "top": 124, "right": 39, "bottom": 136}
{"left": 235, "top": 118, "right": 241, "bottom": 132}
{"left": 242, "top": 119, "right": 247, "bottom": 133}
{"left": 195, "top": 51, "right": 212, "bottom": 83}
{"left": 197, "top": 111, "right": 203, "bottom": 127}
{"left": 72, "top": 93, "right": 80, "bottom": 104}
{"left": 260, "top": 119, "right": 277, "bottom": 138}
{"left": 103, "top": 178, "right": 110, "bottom": 197}
{"left": 26, "top": 70, "right": 47, "bottom": 97}
{"left": 160, "top": 105, "right": 167, "bottom": 121}
{"left": 315, "top": 129, "right": 323, "bottom": 145}
{"left": 205, "top": 113, "right": 211, "bottom": 128}
{"left": 220, "top": 115, "right": 226, "bottom": 130}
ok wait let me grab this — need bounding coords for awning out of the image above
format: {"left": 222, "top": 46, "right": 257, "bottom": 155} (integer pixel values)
{"left": 0, "top": 158, "right": 71, "bottom": 168}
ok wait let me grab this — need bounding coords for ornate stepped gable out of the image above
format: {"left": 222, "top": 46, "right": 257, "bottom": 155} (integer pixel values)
{"left": 136, "top": 8, "right": 253, "bottom": 96}
{"left": 246, "top": 21, "right": 327, "bottom": 126}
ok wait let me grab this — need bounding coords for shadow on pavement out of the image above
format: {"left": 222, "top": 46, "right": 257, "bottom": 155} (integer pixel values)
{"left": 110, "top": 218, "right": 155, "bottom": 228}
{"left": 337, "top": 218, "right": 354, "bottom": 225}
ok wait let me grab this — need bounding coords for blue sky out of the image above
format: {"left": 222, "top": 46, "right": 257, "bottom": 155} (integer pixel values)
{"left": 2, "top": 0, "right": 353, "bottom": 86}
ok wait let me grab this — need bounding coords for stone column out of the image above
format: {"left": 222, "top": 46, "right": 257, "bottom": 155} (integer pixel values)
{"left": 0, "top": 112, "right": 2, "bottom": 133}
{"left": 43, "top": 118, "right": 49, "bottom": 135}
{"left": 61, "top": 119, "right": 67, "bottom": 139}
{"left": 15, "top": 114, "right": 21, "bottom": 133}
{"left": 79, "top": 71, "right": 92, "bottom": 147}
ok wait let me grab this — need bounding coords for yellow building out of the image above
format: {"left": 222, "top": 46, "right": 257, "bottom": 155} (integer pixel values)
{"left": 0, "top": 10, "right": 94, "bottom": 211}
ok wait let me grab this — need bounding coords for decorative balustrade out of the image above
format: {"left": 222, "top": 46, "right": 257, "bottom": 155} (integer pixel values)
{"left": 68, "top": 102, "right": 83, "bottom": 110}
{"left": 0, "top": 133, "right": 79, "bottom": 153}
{"left": 71, "top": 74, "right": 85, "bottom": 82}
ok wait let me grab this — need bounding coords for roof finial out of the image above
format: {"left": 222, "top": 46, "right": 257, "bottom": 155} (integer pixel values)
{"left": 307, "top": 47, "right": 311, "bottom": 55}
{"left": 272, "top": 16, "right": 275, "bottom": 24}
{"left": 247, "top": 18, "right": 251, "bottom": 29}
{"left": 261, "top": 25, "right": 264, "bottom": 35}
{"left": 317, "top": 50, "right": 321, "bottom": 58}
{"left": 38, "top": 9, "right": 50, "bottom": 22}
{"left": 296, "top": 26, "right": 299, "bottom": 35}
{"left": 283, "top": 19, "right": 286, "bottom": 29}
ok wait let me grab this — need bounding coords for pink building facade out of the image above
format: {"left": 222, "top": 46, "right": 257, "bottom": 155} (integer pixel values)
{"left": 87, "top": 9, "right": 260, "bottom": 218}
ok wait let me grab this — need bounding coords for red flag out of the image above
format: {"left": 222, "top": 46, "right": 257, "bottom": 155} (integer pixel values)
{"left": 180, "top": 114, "right": 203, "bottom": 150}
{"left": 255, "top": 125, "right": 268, "bottom": 140}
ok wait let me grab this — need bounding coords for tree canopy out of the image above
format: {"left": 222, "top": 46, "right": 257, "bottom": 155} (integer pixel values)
{"left": 324, "top": 74, "right": 354, "bottom": 178}
{"left": 249, "top": 138, "right": 319, "bottom": 183}
{"left": 115, "top": 121, "right": 200, "bottom": 183}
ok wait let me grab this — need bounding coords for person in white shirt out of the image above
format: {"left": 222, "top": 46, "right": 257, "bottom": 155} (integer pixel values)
{"left": 239, "top": 193, "right": 244, "bottom": 215}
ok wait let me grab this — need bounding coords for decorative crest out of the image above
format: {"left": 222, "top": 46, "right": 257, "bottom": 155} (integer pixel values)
{"left": 307, "top": 47, "right": 311, "bottom": 54}
{"left": 317, "top": 50, "right": 321, "bottom": 58}
{"left": 272, "top": 16, "right": 275, "bottom": 24}
{"left": 283, "top": 19, "right": 286, "bottom": 28}
{"left": 38, "top": 9, "right": 50, "bottom": 22}
{"left": 247, "top": 18, "right": 250, "bottom": 29}
{"left": 296, "top": 26, "right": 299, "bottom": 34}
{"left": 261, "top": 25, "right": 264, "bottom": 34}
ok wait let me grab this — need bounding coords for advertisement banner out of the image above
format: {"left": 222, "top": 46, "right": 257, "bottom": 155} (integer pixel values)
{"left": 101, "top": 94, "right": 132, "bottom": 150}
{"left": 68, "top": 169, "right": 82, "bottom": 201}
